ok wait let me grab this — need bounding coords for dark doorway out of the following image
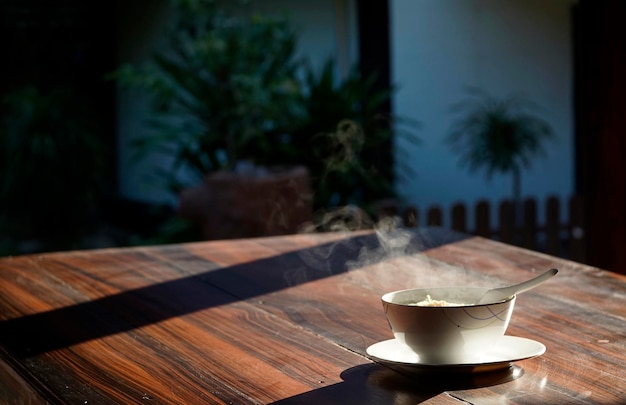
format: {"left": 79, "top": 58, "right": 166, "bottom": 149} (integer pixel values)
{"left": 573, "top": 0, "right": 626, "bottom": 274}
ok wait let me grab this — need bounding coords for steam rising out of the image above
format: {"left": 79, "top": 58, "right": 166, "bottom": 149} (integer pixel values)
{"left": 294, "top": 208, "right": 428, "bottom": 280}
{"left": 292, "top": 207, "right": 473, "bottom": 291}
{"left": 281, "top": 119, "right": 444, "bottom": 286}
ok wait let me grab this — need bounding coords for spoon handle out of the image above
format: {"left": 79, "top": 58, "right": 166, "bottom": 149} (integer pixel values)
{"left": 477, "top": 268, "right": 558, "bottom": 304}
{"left": 495, "top": 268, "right": 558, "bottom": 296}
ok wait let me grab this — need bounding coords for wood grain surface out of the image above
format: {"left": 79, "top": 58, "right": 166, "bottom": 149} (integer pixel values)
{"left": 0, "top": 228, "right": 624, "bottom": 404}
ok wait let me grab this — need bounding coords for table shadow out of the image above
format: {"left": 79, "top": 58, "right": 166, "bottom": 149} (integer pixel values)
{"left": 271, "top": 363, "right": 523, "bottom": 404}
{"left": 0, "top": 227, "right": 469, "bottom": 357}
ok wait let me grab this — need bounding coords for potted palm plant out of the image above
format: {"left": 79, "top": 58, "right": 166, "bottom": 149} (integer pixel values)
{"left": 446, "top": 88, "right": 554, "bottom": 210}
{"left": 445, "top": 88, "right": 554, "bottom": 242}
{"left": 113, "top": 0, "right": 313, "bottom": 239}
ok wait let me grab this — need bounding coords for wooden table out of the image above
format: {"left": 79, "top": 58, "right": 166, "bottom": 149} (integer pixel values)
{"left": 0, "top": 228, "right": 624, "bottom": 404}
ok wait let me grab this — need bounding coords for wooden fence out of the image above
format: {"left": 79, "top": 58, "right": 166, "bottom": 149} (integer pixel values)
{"left": 376, "top": 195, "right": 586, "bottom": 263}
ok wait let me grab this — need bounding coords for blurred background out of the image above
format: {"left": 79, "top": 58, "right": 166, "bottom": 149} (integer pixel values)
{"left": 1, "top": 0, "right": 624, "bottom": 274}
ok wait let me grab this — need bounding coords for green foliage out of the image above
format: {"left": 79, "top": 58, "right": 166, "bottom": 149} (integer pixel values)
{"left": 285, "top": 60, "right": 420, "bottom": 211}
{"left": 446, "top": 88, "right": 554, "bottom": 201}
{"left": 112, "top": 0, "right": 306, "bottom": 192}
{"left": 0, "top": 86, "right": 104, "bottom": 248}
{"left": 111, "top": 0, "right": 420, "bottom": 212}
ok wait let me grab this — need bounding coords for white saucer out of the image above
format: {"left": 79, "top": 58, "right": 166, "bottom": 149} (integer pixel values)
{"left": 366, "top": 336, "right": 545, "bottom": 373}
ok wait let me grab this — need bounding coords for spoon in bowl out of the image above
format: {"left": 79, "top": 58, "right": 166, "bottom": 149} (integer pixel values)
{"left": 475, "top": 268, "right": 558, "bottom": 305}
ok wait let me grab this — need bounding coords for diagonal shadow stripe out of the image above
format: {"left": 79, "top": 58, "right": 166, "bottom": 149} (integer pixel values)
{"left": 0, "top": 228, "right": 469, "bottom": 357}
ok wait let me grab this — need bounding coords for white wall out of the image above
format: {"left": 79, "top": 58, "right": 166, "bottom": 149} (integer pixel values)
{"left": 247, "top": 0, "right": 358, "bottom": 78}
{"left": 391, "top": 0, "right": 576, "bottom": 226}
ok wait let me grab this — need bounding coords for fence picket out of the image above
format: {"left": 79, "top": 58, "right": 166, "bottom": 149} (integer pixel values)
{"left": 427, "top": 207, "right": 442, "bottom": 226}
{"left": 451, "top": 203, "right": 467, "bottom": 233}
{"left": 545, "top": 197, "right": 560, "bottom": 256}
{"left": 475, "top": 201, "right": 491, "bottom": 237}
{"left": 522, "top": 199, "right": 537, "bottom": 251}
{"left": 403, "top": 206, "right": 418, "bottom": 228}
{"left": 499, "top": 200, "right": 516, "bottom": 244}
{"left": 389, "top": 195, "right": 586, "bottom": 263}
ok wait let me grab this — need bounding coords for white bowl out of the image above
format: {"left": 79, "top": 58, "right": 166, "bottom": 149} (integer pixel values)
{"left": 381, "top": 287, "right": 516, "bottom": 364}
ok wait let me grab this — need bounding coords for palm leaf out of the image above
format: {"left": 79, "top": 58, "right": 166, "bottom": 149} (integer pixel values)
{"left": 446, "top": 90, "right": 554, "bottom": 180}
